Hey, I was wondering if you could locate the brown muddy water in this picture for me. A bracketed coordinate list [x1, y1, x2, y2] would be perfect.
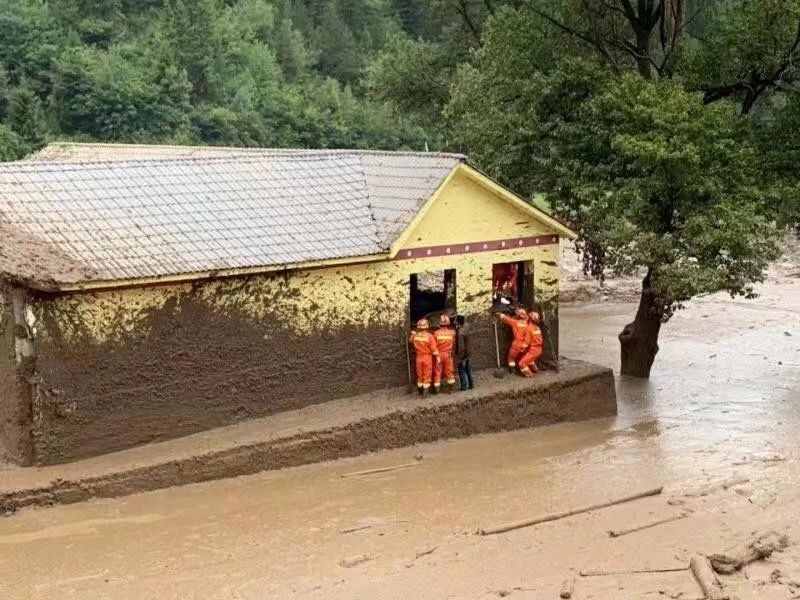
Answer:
[1, 276, 799, 599]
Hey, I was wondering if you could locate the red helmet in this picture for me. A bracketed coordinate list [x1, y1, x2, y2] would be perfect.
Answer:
[416, 318, 430, 330]
[514, 308, 528, 320]
[439, 314, 450, 327]
[528, 311, 541, 324]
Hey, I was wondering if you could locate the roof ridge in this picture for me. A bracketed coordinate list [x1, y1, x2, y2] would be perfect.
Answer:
[8, 152, 368, 170]
[37, 142, 467, 161]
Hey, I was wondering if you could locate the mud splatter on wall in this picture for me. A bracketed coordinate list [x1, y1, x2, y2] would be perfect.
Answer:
[0, 286, 34, 464]
[24, 242, 557, 464]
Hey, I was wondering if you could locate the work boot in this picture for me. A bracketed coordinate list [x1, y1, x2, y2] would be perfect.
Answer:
[432, 386, 440, 395]
[417, 386, 425, 398]
[508, 365, 515, 374]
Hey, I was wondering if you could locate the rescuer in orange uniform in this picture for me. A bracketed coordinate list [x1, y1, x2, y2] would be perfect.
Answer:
[409, 318, 440, 397]
[433, 314, 457, 392]
[518, 310, 544, 377]
[497, 308, 530, 373]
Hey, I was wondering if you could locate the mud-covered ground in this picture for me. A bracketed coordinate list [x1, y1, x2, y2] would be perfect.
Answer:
[1, 250, 799, 599]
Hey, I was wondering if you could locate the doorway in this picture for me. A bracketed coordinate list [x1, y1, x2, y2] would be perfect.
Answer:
[409, 269, 457, 324]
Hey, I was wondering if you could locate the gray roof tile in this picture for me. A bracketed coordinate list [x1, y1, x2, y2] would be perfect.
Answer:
[1, 146, 463, 286]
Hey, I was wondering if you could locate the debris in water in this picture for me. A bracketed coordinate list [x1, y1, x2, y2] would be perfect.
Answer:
[579, 566, 687, 577]
[339, 524, 374, 534]
[560, 577, 575, 598]
[708, 531, 790, 574]
[608, 513, 688, 538]
[690, 555, 727, 600]
[339, 554, 373, 568]
[414, 546, 438, 559]
[479, 487, 663, 535]
[341, 462, 421, 478]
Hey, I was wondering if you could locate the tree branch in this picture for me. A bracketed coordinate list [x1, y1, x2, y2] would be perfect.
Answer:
[453, 0, 482, 44]
[701, 18, 800, 112]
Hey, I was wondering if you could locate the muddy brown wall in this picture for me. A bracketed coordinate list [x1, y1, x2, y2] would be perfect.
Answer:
[27, 236, 563, 465]
[32, 279, 409, 464]
[0, 287, 33, 465]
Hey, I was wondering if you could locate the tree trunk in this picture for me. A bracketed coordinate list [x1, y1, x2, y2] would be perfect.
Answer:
[634, 29, 653, 80]
[618, 271, 662, 378]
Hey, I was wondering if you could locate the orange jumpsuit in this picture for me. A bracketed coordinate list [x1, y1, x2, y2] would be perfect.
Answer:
[410, 330, 440, 389]
[499, 314, 529, 368]
[519, 322, 544, 374]
[433, 326, 457, 387]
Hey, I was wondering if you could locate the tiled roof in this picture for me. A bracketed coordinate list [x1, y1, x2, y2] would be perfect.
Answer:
[0, 146, 462, 287]
[31, 144, 464, 244]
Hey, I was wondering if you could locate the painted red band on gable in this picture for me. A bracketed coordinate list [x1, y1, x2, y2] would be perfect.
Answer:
[396, 235, 559, 261]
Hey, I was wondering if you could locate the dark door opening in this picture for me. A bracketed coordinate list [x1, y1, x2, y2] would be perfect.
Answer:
[409, 269, 457, 324]
[492, 261, 534, 309]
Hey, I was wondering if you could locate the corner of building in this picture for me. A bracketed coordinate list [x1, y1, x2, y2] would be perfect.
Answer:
[0, 283, 36, 466]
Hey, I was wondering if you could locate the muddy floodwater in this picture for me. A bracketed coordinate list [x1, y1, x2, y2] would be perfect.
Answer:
[1, 273, 799, 599]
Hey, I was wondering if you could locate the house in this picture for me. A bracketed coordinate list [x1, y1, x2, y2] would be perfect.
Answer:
[0, 144, 575, 466]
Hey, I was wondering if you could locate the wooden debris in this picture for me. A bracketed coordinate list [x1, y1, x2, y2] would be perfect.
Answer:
[608, 513, 688, 538]
[341, 462, 421, 479]
[479, 487, 663, 536]
[339, 524, 374, 534]
[415, 546, 438, 559]
[690, 555, 728, 600]
[559, 577, 575, 598]
[709, 531, 790, 574]
[339, 554, 373, 568]
[580, 567, 688, 577]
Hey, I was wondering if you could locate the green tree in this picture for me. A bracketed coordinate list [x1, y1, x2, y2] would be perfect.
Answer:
[543, 73, 784, 376]
[51, 45, 191, 140]
[7, 86, 47, 150]
[0, 123, 28, 161]
[366, 34, 454, 126]
[448, 6, 794, 377]
[312, 1, 362, 83]
[272, 16, 311, 81]
[682, 0, 800, 113]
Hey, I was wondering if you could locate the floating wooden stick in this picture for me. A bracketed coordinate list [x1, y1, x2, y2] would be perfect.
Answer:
[479, 486, 664, 536]
[580, 567, 688, 578]
[690, 555, 728, 600]
[341, 462, 420, 479]
[608, 513, 688, 538]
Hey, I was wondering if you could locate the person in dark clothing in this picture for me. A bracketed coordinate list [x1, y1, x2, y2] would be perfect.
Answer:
[455, 314, 474, 391]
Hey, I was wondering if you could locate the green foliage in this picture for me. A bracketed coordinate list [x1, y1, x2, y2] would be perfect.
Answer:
[0, 0, 439, 158]
[51, 45, 190, 140]
[447, 4, 791, 322]
[7, 86, 47, 150]
[366, 34, 454, 125]
[0, 123, 28, 160]
[542, 73, 783, 308]
[680, 0, 800, 111]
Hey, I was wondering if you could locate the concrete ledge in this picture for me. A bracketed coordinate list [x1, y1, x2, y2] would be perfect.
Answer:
[0, 359, 615, 513]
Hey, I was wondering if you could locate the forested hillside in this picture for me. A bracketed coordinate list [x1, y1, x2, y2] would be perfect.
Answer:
[0, 0, 495, 158]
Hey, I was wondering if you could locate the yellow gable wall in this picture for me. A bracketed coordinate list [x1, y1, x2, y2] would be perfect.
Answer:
[401, 169, 552, 249]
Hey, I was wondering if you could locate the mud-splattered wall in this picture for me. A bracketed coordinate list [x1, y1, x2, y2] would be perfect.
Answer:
[0, 287, 33, 464]
[20, 170, 564, 465]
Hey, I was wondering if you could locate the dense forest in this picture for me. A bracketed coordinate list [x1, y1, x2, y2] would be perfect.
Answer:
[1, 0, 799, 376]
[0, 0, 487, 157]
